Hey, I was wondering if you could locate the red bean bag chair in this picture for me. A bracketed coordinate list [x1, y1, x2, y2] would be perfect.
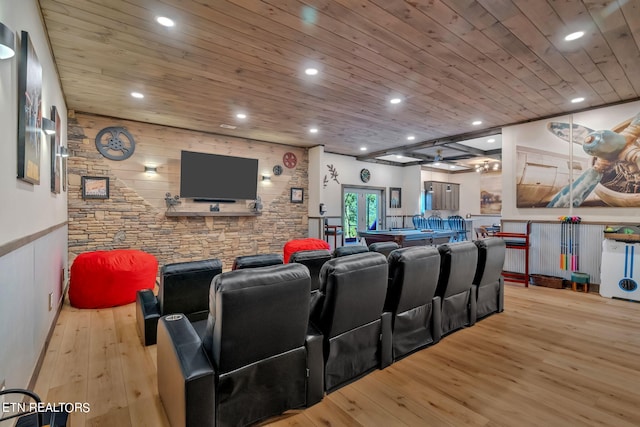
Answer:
[69, 250, 158, 309]
[283, 238, 330, 263]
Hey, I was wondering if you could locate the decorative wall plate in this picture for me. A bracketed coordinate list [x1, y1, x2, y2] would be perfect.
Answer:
[283, 152, 297, 168]
[360, 168, 371, 183]
[273, 165, 283, 176]
[95, 127, 136, 160]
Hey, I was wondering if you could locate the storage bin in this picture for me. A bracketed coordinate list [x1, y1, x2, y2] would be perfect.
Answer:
[530, 274, 564, 289]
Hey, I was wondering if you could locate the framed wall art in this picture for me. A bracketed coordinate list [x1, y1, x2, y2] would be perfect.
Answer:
[514, 104, 640, 208]
[82, 176, 110, 199]
[62, 150, 67, 192]
[290, 187, 304, 203]
[50, 106, 61, 194]
[17, 31, 43, 185]
[390, 187, 402, 208]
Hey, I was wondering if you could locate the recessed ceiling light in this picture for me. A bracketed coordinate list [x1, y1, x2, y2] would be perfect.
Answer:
[360, 147, 367, 151]
[449, 165, 456, 169]
[156, 16, 175, 27]
[131, 92, 144, 99]
[309, 128, 318, 134]
[487, 138, 496, 143]
[571, 97, 585, 103]
[564, 31, 584, 41]
[389, 98, 402, 104]
[407, 135, 415, 141]
[305, 68, 318, 76]
[472, 120, 482, 126]
[396, 155, 403, 159]
[434, 162, 441, 166]
[236, 113, 247, 119]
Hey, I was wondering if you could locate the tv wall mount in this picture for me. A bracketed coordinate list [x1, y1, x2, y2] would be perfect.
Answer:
[95, 126, 136, 161]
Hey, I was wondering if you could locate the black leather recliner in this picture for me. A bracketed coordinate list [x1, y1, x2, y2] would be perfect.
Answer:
[473, 238, 506, 320]
[288, 249, 332, 291]
[231, 253, 283, 270]
[368, 241, 400, 258]
[289, 249, 332, 317]
[311, 252, 392, 392]
[332, 245, 369, 257]
[157, 263, 323, 427]
[136, 258, 222, 346]
[436, 242, 478, 336]
[386, 246, 442, 360]
[288, 249, 333, 320]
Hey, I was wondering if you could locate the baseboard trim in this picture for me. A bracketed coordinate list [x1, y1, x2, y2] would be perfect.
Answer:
[27, 290, 66, 392]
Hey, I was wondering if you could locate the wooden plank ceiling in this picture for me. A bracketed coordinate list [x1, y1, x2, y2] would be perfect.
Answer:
[39, 0, 640, 166]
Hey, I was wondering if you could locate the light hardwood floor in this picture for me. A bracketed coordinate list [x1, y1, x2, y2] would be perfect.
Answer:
[34, 284, 640, 427]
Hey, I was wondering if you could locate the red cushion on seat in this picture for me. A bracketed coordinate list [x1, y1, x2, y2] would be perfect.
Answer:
[283, 238, 330, 263]
[69, 250, 158, 309]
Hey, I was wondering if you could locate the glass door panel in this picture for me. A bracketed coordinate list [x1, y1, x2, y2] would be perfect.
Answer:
[343, 192, 358, 239]
[343, 187, 383, 240]
[362, 193, 379, 231]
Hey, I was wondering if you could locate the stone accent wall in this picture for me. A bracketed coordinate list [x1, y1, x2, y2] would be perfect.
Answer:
[67, 112, 309, 270]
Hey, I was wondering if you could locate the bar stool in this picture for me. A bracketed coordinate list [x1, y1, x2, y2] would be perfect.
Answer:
[571, 272, 590, 293]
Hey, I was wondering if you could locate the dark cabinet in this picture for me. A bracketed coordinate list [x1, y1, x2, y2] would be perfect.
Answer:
[424, 181, 459, 211]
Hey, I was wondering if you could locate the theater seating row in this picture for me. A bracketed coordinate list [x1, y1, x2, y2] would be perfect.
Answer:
[142, 238, 505, 427]
[136, 242, 379, 346]
[136, 252, 293, 346]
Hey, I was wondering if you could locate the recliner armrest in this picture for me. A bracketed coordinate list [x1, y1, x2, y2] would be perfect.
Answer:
[136, 289, 160, 346]
[469, 286, 477, 326]
[157, 314, 215, 427]
[498, 276, 504, 313]
[305, 324, 324, 406]
[431, 296, 442, 344]
[380, 311, 393, 369]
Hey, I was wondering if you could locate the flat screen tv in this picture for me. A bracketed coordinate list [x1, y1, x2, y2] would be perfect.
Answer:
[179, 150, 258, 201]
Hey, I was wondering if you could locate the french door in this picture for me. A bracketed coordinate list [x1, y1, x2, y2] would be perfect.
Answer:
[343, 187, 384, 239]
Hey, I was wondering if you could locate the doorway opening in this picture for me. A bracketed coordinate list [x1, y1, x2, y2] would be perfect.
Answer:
[342, 186, 385, 242]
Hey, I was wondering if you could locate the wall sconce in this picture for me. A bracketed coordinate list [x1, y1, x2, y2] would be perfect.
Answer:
[41, 117, 56, 135]
[261, 174, 271, 181]
[58, 146, 69, 158]
[0, 22, 15, 60]
[144, 165, 157, 175]
[446, 184, 452, 193]
[428, 185, 434, 193]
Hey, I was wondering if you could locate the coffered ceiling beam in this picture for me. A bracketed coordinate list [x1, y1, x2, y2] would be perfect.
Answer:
[484, 149, 502, 159]
[359, 158, 403, 167]
[444, 142, 486, 157]
[396, 152, 434, 161]
[357, 127, 502, 161]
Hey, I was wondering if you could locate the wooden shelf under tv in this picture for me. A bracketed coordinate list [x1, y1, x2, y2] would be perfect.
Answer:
[165, 211, 261, 217]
